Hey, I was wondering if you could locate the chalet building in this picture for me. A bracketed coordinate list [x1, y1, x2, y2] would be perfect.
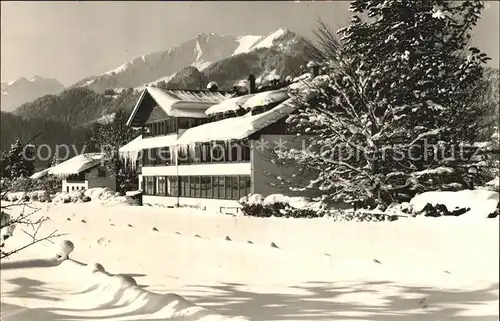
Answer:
[48, 153, 115, 192]
[120, 68, 323, 212]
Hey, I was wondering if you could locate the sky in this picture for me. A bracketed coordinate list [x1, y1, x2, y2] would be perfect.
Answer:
[1, 1, 499, 86]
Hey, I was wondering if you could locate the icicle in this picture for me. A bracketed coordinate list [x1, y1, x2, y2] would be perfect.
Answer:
[119, 150, 139, 170]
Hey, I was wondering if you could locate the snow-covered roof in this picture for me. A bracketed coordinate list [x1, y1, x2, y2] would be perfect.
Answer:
[30, 168, 51, 180]
[119, 134, 179, 166]
[126, 87, 232, 127]
[205, 94, 254, 115]
[48, 153, 105, 177]
[176, 99, 297, 145]
[119, 134, 179, 152]
[205, 89, 290, 116]
[242, 90, 289, 109]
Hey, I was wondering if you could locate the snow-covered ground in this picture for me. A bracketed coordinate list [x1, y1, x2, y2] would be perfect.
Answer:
[1, 202, 498, 321]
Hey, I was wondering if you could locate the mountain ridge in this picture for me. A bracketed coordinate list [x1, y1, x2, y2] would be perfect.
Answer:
[70, 28, 310, 93]
[1, 76, 64, 112]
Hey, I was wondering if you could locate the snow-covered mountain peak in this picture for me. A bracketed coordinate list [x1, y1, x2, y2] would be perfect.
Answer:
[1, 75, 64, 112]
[26, 75, 44, 82]
[74, 28, 308, 93]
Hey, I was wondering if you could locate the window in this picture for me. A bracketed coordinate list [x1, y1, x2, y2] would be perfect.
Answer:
[165, 175, 251, 199]
[212, 142, 224, 163]
[217, 176, 225, 199]
[190, 176, 196, 197]
[97, 167, 106, 177]
[231, 176, 239, 200]
[143, 125, 151, 137]
[168, 177, 178, 197]
[194, 176, 201, 198]
[157, 147, 170, 165]
[179, 176, 188, 197]
[202, 143, 211, 162]
[224, 143, 231, 162]
[229, 143, 239, 162]
[67, 172, 85, 182]
[194, 144, 202, 163]
[242, 141, 251, 161]
[144, 176, 156, 195]
[143, 149, 151, 166]
[157, 176, 166, 195]
[178, 147, 187, 165]
[239, 176, 251, 199]
[212, 176, 219, 199]
[202, 176, 211, 198]
[225, 176, 232, 200]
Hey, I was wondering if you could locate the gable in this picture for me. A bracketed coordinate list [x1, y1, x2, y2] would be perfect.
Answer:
[127, 90, 158, 127]
[146, 105, 169, 123]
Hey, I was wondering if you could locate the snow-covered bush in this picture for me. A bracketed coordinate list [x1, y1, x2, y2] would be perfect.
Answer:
[413, 203, 471, 217]
[239, 193, 321, 218]
[324, 209, 401, 222]
[52, 190, 88, 204]
[410, 190, 499, 219]
[51, 188, 137, 205]
[84, 187, 116, 201]
[263, 194, 291, 206]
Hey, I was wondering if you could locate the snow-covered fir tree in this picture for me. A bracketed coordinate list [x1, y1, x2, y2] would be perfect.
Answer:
[1, 139, 35, 179]
[283, 0, 491, 208]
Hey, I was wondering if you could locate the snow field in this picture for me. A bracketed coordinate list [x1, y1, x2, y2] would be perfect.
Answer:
[1, 200, 498, 320]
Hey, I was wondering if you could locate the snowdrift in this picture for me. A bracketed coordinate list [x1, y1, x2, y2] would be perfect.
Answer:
[410, 190, 499, 218]
[1, 257, 249, 321]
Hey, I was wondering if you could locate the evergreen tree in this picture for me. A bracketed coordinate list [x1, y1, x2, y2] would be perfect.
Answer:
[85, 110, 138, 193]
[284, 1, 490, 208]
[1, 139, 35, 179]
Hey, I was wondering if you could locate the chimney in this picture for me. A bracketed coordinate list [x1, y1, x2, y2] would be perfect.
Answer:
[207, 81, 219, 92]
[248, 74, 256, 94]
[307, 61, 319, 77]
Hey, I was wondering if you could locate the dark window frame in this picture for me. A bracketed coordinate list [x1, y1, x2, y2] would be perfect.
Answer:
[157, 176, 166, 196]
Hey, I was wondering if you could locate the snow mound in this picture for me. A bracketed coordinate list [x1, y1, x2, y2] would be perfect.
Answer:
[51, 188, 136, 205]
[4, 190, 49, 202]
[52, 260, 251, 320]
[263, 194, 291, 205]
[52, 190, 88, 204]
[410, 190, 499, 218]
[247, 193, 264, 205]
[484, 177, 499, 189]
[83, 187, 116, 200]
